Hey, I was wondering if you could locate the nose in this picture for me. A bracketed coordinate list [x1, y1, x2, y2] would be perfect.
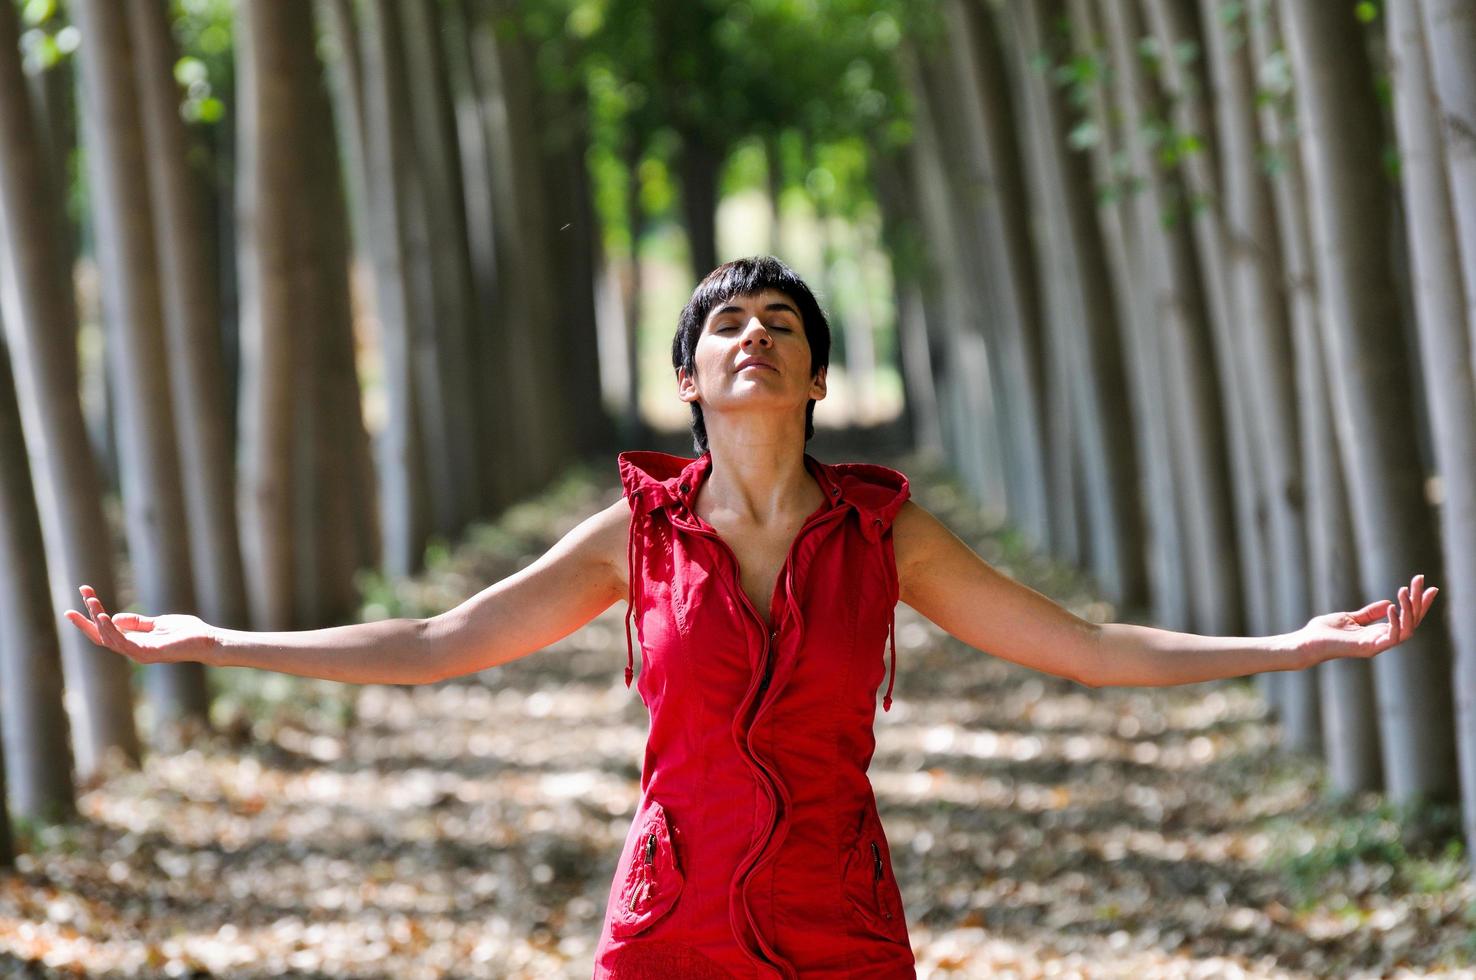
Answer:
[741, 317, 773, 347]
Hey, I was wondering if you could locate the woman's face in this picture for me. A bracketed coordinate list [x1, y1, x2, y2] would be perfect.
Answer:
[678, 288, 827, 419]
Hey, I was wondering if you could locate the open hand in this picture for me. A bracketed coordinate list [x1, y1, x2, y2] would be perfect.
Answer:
[65, 585, 217, 665]
[1295, 573, 1437, 667]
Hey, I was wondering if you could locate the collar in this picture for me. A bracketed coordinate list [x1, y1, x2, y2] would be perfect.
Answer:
[617, 449, 909, 541]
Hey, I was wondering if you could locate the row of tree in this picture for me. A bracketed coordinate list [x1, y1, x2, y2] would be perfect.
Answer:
[0, 0, 615, 855]
[881, 0, 1475, 866]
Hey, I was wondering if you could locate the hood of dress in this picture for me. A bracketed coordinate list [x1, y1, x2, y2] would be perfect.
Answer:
[617, 450, 910, 541]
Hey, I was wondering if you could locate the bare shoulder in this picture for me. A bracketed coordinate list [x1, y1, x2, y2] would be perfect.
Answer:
[890, 499, 958, 591]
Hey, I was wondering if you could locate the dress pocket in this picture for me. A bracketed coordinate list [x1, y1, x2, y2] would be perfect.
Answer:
[841, 807, 908, 944]
[609, 799, 686, 938]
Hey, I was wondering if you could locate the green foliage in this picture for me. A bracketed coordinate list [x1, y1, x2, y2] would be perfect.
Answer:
[507, 0, 929, 241]
[1262, 797, 1465, 910]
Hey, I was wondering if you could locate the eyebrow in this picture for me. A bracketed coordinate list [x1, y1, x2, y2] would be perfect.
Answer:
[709, 301, 801, 321]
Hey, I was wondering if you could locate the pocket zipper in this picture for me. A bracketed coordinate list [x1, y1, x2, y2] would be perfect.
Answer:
[628, 831, 659, 912]
[870, 841, 892, 920]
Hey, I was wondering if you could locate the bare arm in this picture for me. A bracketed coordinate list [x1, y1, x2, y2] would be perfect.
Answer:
[69, 497, 632, 686]
[894, 501, 1435, 687]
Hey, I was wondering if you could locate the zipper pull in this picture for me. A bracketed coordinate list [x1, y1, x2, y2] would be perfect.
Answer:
[645, 831, 657, 865]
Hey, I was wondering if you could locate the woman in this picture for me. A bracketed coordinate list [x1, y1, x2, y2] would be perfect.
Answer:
[69, 255, 1436, 978]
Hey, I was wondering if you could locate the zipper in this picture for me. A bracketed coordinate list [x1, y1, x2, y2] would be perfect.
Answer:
[870, 840, 892, 920]
[628, 831, 659, 912]
[669, 505, 836, 980]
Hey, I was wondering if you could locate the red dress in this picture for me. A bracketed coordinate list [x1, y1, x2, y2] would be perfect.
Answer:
[593, 450, 916, 979]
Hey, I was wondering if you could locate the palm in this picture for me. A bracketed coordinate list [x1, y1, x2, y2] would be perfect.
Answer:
[66, 586, 215, 665]
[1297, 574, 1437, 667]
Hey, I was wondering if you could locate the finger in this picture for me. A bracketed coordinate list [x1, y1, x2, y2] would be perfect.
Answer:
[97, 612, 130, 651]
[79, 584, 96, 601]
[1352, 598, 1393, 626]
[1399, 586, 1414, 637]
[1387, 602, 1400, 643]
[1422, 587, 1438, 617]
[64, 609, 103, 646]
[112, 613, 153, 632]
[85, 594, 108, 622]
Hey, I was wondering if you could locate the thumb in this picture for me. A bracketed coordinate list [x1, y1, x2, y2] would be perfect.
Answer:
[1350, 598, 1394, 626]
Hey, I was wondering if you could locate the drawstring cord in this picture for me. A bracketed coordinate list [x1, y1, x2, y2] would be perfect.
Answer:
[878, 517, 898, 712]
[625, 490, 641, 689]
[883, 607, 897, 712]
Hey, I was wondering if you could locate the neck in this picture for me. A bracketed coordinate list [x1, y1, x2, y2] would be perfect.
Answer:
[700, 417, 816, 523]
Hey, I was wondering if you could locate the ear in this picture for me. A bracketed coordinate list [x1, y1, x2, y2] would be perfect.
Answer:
[809, 364, 827, 401]
[677, 365, 700, 403]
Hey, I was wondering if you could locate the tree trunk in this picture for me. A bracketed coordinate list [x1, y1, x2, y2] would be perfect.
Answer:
[1193, 0, 1322, 751]
[541, 85, 612, 456]
[622, 141, 646, 441]
[354, 0, 433, 578]
[128, 0, 250, 641]
[75, 0, 208, 734]
[1006, 0, 1146, 608]
[1245, 1, 1381, 791]
[401, 0, 481, 529]
[1101, 0, 1242, 636]
[1281, 0, 1458, 804]
[1067, 0, 1191, 631]
[869, 146, 944, 459]
[0, 331, 75, 821]
[1418, 0, 1476, 382]
[679, 137, 721, 281]
[299, 0, 373, 626]
[442, 0, 512, 515]
[479, 5, 563, 491]
[1388, 0, 1476, 857]
[902, 44, 1008, 519]
[0, 0, 138, 779]
[946, 0, 1050, 552]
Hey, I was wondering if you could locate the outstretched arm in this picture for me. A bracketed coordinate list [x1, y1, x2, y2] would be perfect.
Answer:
[67, 497, 631, 686]
[892, 500, 1437, 688]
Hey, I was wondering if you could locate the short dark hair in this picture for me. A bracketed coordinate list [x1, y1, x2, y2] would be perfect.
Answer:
[671, 255, 832, 455]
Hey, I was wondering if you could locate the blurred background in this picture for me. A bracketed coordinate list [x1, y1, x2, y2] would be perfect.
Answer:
[1, 0, 1475, 975]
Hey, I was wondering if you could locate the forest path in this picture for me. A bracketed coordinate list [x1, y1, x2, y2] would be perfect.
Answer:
[1, 451, 1471, 978]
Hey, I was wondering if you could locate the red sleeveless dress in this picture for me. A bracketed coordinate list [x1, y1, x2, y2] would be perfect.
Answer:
[593, 450, 916, 979]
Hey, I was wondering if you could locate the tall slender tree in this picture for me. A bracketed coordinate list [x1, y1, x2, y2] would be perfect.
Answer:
[1280, 0, 1457, 803]
[75, 0, 208, 734]
[0, 0, 137, 778]
[1387, 0, 1476, 858]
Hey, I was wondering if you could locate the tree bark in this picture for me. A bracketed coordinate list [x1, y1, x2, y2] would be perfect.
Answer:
[945, 0, 1050, 552]
[298, 1, 374, 626]
[1246, 1, 1381, 791]
[1006, 0, 1146, 609]
[0, 331, 75, 821]
[679, 137, 721, 281]
[75, 0, 208, 733]
[1417, 0, 1476, 382]
[1101, 0, 1242, 636]
[1387, 0, 1476, 856]
[0, 0, 138, 779]
[128, 0, 249, 641]
[1280, 0, 1457, 804]
[1191, 0, 1321, 751]
[401, 0, 481, 529]
[1067, 0, 1191, 631]
[353, 0, 433, 578]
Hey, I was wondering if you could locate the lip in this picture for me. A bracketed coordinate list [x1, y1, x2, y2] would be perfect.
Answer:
[736, 358, 776, 373]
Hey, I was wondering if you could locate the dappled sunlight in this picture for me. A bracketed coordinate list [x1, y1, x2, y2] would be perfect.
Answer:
[2, 454, 1471, 977]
